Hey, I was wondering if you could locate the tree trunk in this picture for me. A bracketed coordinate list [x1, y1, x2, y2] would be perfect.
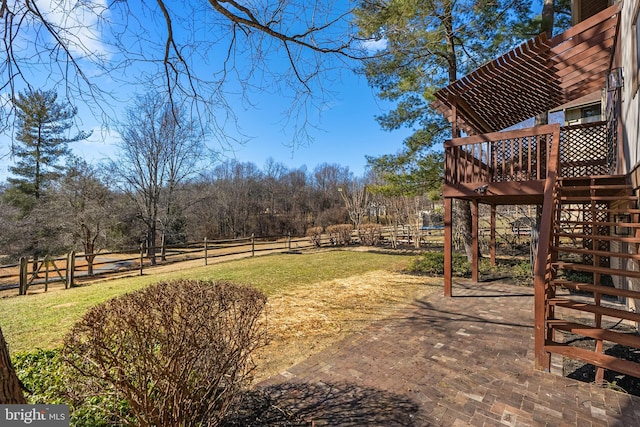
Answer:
[86, 254, 95, 276]
[453, 199, 473, 260]
[535, 0, 555, 127]
[161, 228, 167, 262]
[0, 326, 26, 404]
[443, 3, 475, 261]
[148, 226, 157, 265]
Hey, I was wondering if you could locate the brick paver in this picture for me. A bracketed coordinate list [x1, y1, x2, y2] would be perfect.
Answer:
[258, 280, 640, 426]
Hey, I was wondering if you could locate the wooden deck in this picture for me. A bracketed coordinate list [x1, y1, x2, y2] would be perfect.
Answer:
[443, 121, 610, 204]
[442, 117, 640, 383]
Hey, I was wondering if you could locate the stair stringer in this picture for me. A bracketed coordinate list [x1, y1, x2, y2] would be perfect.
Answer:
[541, 175, 640, 383]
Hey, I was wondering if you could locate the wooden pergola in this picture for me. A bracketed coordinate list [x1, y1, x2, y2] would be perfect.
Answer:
[432, 5, 619, 136]
[432, 4, 620, 296]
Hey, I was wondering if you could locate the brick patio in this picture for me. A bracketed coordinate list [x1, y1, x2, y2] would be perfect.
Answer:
[257, 280, 640, 426]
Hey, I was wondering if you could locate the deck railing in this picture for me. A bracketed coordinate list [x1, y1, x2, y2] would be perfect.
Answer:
[444, 121, 610, 186]
[560, 121, 609, 177]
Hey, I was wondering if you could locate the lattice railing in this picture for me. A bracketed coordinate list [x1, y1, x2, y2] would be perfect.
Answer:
[444, 125, 558, 185]
[606, 86, 621, 173]
[560, 121, 608, 178]
[444, 121, 611, 185]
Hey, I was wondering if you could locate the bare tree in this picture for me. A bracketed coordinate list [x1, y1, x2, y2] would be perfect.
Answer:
[108, 93, 203, 264]
[338, 177, 369, 228]
[311, 163, 350, 226]
[0, 0, 368, 145]
[56, 157, 114, 275]
[205, 161, 263, 238]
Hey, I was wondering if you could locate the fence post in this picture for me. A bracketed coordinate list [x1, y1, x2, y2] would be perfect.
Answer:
[139, 243, 144, 276]
[66, 251, 75, 289]
[44, 255, 49, 292]
[204, 238, 208, 266]
[65, 253, 69, 289]
[19, 257, 27, 296]
[288, 232, 291, 250]
[251, 233, 255, 257]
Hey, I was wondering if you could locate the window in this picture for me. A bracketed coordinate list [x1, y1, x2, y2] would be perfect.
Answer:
[582, 104, 602, 120]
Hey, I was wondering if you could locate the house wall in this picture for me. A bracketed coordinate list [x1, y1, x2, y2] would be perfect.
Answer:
[615, 0, 640, 329]
[621, 0, 640, 177]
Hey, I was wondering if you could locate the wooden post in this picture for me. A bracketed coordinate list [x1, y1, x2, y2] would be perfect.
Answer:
[591, 180, 604, 385]
[65, 252, 70, 289]
[67, 251, 75, 289]
[472, 200, 479, 283]
[204, 238, 208, 266]
[444, 198, 453, 297]
[44, 255, 49, 292]
[251, 233, 255, 257]
[139, 243, 144, 276]
[490, 204, 496, 267]
[288, 232, 292, 250]
[533, 125, 560, 372]
[19, 257, 27, 296]
[449, 94, 459, 138]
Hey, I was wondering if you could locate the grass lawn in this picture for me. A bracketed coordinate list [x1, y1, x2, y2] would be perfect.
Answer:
[0, 250, 439, 371]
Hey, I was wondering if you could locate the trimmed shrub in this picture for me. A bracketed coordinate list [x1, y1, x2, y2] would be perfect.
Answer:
[408, 251, 471, 277]
[326, 224, 353, 246]
[306, 226, 323, 247]
[358, 223, 382, 246]
[62, 279, 268, 427]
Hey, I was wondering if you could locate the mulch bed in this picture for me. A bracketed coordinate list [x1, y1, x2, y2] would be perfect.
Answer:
[560, 319, 640, 396]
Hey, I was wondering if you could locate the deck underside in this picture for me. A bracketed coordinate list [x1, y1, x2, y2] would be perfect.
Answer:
[443, 180, 545, 204]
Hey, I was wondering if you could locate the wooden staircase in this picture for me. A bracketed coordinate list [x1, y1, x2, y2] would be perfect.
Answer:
[543, 175, 640, 383]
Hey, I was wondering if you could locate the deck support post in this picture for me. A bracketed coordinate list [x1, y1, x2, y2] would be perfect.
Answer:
[444, 197, 453, 297]
[490, 204, 496, 267]
[472, 199, 479, 283]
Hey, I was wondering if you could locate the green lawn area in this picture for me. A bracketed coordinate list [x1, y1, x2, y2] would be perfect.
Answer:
[0, 250, 415, 353]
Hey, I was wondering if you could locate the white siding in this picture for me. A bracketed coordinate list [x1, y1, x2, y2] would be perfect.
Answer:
[621, 0, 640, 172]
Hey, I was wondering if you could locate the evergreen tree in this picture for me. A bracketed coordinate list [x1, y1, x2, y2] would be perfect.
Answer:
[8, 89, 90, 205]
[353, 0, 566, 259]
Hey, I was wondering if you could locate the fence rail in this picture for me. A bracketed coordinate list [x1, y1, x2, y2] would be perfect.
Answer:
[0, 227, 447, 297]
[0, 234, 315, 296]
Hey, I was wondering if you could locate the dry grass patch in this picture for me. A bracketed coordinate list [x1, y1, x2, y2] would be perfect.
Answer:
[253, 270, 440, 383]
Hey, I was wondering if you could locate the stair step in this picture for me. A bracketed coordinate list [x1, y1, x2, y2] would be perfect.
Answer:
[560, 174, 628, 180]
[555, 233, 640, 243]
[548, 298, 640, 323]
[551, 279, 640, 299]
[560, 208, 640, 214]
[556, 220, 640, 228]
[552, 262, 640, 279]
[544, 343, 640, 378]
[559, 186, 633, 198]
[547, 320, 640, 349]
[560, 184, 631, 192]
[557, 175, 629, 186]
[559, 195, 637, 202]
[551, 247, 640, 261]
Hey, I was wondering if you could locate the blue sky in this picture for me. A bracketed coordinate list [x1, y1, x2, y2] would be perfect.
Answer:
[218, 76, 412, 176]
[0, 1, 412, 182]
[0, 73, 410, 180]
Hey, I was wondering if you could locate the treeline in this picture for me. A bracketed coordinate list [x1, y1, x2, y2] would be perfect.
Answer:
[0, 159, 402, 263]
[0, 89, 442, 264]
